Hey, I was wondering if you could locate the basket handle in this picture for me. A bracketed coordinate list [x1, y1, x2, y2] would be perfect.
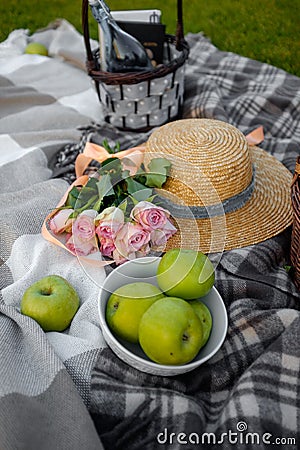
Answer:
[82, 0, 95, 69]
[82, 0, 185, 65]
[175, 0, 185, 49]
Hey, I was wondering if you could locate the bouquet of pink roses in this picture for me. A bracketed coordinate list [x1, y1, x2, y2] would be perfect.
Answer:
[45, 142, 177, 265]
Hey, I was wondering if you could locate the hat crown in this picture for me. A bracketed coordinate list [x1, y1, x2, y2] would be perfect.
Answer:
[146, 119, 252, 207]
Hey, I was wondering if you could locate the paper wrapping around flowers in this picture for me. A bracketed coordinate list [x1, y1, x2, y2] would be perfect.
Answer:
[42, 143, 176, 266]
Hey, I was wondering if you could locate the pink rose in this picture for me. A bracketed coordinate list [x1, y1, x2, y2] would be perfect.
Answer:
[49, 209, 74, 234]
[114, 222, 151, 260]
[99, 237, 116, 257]
[65, 233, 98, 257]
[130, 201, 169, 231]
[150, 219, 177, 249]
[72, 209, 97, 242]
[95, 206, 124, 240]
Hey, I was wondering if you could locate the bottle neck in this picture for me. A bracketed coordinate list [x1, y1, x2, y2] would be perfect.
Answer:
[89, 0, 111, 23]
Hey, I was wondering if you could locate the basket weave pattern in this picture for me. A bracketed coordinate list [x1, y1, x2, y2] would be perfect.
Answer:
[290, 156, 300, 290]
[82, 0, 189, 131]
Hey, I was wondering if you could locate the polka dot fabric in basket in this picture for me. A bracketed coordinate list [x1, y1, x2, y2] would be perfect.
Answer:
[99, 65, 185, 130]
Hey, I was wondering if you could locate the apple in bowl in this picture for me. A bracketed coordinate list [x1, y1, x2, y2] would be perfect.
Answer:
[139, 296, 204, 365]
[156, 248, 215, 299]
[98, 255, 228, 376]
[106, 282, 165, 343]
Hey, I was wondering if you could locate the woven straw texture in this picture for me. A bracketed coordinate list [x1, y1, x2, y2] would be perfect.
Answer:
[290, 156, 300, 289]
[145, 119, 293, 253]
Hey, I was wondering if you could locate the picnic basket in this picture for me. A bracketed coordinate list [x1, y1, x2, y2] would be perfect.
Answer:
[82, 0, 189, 131]
[290, 156, 300, 289]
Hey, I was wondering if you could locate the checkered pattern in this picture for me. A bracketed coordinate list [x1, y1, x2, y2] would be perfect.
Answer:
[89, 232, 300, 449]
[0, 21, 299, 450]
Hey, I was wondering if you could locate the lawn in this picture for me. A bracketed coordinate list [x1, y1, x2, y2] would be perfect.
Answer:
[1, 0, 299, 77]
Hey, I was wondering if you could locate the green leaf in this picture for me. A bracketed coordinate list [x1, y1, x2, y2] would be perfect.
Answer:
[284, 265, 292, 273]
[96, 174, 114, 199]
[72, 177, 98, 207]
[102, 139, 121, 154]
[84, 177, 98, 189]
[114, 141, 121, 153]
[113, 182, 128, 203]
[80, 186, 97, 197]
[68, 211, 79, 219]
[102, 138, 113, 154]
[126, 177, 152, 196]
[99, 158, 123, 177]
[134, 173, 147, 185]
[145, 194, 157, 203]
[68, 186, 80, 199]
[100, 157, 119, 169]
[75, 194, 98, 212]
[118, 199, 128, 213]
[65, 186, 80, 208]
[121, 168, 131, 180]
[144, 157, 172, 188]
[76, 191, 99, 211]
[131, 189, 154, 203]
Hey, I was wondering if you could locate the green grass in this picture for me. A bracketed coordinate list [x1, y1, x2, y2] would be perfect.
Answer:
[1, 0, 299, 76]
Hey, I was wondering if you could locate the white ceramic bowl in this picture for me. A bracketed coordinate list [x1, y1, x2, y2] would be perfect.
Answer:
[98, 256, 228, 376]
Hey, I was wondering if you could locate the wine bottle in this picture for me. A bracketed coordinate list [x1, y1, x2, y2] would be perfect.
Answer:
[88, 0, 153, 72]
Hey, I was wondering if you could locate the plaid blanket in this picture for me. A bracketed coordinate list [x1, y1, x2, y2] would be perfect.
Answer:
[0, 20, 299, 450]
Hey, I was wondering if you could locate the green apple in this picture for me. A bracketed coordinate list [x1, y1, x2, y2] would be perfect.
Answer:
[24, 42, 48, 56]
[157, 248, 215, 299]
[21, 275, 80, 331]
[106, 282, 165, 343]
[139, 297, 203, 365]
[189, 300, 212, 346]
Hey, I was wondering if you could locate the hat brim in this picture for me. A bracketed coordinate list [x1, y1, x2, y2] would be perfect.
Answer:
[163, 146, 293, 253]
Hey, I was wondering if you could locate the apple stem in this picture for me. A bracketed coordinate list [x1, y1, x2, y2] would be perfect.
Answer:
[40, 289, 52, 296]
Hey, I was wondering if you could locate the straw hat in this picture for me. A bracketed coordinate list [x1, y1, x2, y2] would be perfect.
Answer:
[144, 118, 293, 253]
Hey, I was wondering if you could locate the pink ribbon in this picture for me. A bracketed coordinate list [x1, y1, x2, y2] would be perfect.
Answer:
[245, 125, 264, 146]
[75, 141, 146, 178]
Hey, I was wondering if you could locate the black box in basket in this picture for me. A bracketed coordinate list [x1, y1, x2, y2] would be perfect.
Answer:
[116, 21, 166, 65]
